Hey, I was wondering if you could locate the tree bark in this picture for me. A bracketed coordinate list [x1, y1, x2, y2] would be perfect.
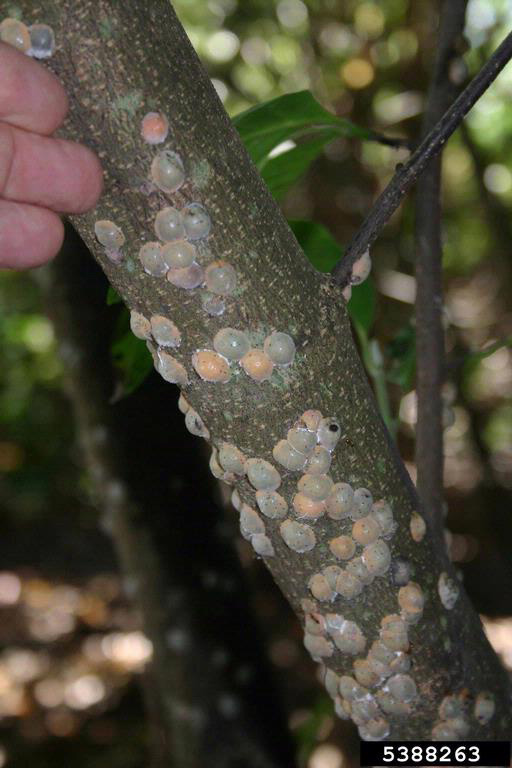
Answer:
[13, 0, 512, 740]
[39, 224, 296, 768]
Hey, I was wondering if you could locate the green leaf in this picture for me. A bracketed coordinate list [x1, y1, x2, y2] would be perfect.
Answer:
[348, 278, 376, 335]
[261, 127, 340, 200]
[354, 326, 395, 436]
[387, 325, 416, 391]
[289, 219, 375, 327]
[463, 335, 512, 369]
[106, 286, 122, 306]
[289, 219, 376, 332]
[234, 90, 372, 167]
[111, 309, 153, 395]
[289, 219, 341, 273]
[293, 694, 334, 767]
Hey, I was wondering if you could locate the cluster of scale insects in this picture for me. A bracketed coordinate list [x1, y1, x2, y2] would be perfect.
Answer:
[95, 110, 298, 386]
[0, 16, 55, 58]
[90, 95, 495, 740]
[171, 398, 491, 742]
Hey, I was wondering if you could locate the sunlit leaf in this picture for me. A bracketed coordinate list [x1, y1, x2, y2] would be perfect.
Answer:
[261, 127, 341, 199]
[260, 126, 342, 199]
[234, 90, 373, 167]
[482, 403, 512, 453]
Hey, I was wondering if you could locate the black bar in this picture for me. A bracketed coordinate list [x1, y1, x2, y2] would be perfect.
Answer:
[360, 741, 511, 767]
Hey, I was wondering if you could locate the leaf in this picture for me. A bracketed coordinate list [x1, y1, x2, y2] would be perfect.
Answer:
[111, 309, 153, 395]
[293, 694, 334, 767]
[386, 325, 416, 391]
[289, 219, 376, 333]
[261, 127, 340, 200]
[234, 90, 372, 167]
[348, 278, 376, 335]
[463, 336, 512, 368]
[354, 325, 396, 436]
[289, 219, 341, 273]
[106, 286, 122, 306]
[290, 218, 376, 332]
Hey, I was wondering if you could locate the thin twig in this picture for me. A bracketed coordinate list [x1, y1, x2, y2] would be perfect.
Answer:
[331, 28, 512, 286]
[415, 0, 468, 532]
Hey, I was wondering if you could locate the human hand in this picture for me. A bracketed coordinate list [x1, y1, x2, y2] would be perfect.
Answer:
[0, 41, 103, 268]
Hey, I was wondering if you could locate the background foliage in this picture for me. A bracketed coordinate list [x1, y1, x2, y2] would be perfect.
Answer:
[1, 1, 512, 766]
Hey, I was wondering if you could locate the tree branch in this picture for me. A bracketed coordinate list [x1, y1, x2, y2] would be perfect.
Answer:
[415, 0, 468, 533]
[18, 0, 512, 740]
[331, 28, 512, 286]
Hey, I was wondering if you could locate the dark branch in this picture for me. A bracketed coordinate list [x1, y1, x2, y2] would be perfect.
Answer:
[332, 28, 512, 286]
[415, 0, 468, 533]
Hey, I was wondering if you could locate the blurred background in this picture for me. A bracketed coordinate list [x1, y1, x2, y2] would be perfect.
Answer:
[1, 0, 512, 766]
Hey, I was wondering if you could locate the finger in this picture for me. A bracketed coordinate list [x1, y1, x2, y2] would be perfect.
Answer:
[0, 41, 68, 135]
[0, 122, 103, 213]
[0, 199, 64, 268]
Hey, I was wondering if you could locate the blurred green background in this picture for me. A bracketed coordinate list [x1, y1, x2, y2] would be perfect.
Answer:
[1, 1, 512, 766]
